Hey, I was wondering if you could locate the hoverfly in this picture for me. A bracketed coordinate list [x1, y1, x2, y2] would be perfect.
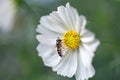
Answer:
[56, 37, 62, 57]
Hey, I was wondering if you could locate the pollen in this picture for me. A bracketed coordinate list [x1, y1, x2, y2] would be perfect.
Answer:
[63, 30, 80, 49]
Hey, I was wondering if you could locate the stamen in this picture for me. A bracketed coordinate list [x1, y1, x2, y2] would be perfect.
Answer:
[63, 30, 80, 49]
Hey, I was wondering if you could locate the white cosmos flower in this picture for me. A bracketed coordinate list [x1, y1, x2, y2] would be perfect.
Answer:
[36, 2, 100, 80]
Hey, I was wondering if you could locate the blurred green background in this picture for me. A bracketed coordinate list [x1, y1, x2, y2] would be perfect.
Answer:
[0, 0, 120, 80]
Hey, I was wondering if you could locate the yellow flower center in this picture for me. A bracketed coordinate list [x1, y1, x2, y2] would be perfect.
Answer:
[63, 30, 80, 49]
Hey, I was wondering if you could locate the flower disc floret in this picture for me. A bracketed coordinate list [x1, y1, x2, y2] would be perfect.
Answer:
[63, 30, 80, 49]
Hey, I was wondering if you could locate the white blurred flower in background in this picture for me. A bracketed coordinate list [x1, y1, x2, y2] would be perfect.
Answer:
[36, 2, 100, 80]
[0, 0, 16, 33]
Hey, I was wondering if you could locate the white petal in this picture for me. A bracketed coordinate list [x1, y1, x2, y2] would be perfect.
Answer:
[49, 11, 69, 31]
[79, 15, 87, 30]
[57, 5, 71, 29]
[79, 45, 94, 67]
[81, 29, 95, 43]
[75, 49, 95, 80]
[43, 48, 61, 67]
[82, 39, 100, 52]
[80, 29, 100, 52]
[36, 35, 56, 45]
[37, 43, 53, 58]
[36, 24, 63, 38]
[75, 63, 95, 80]
[57, 3, 87, 33]
[57, 3, 80, 30]
[37, 43, 61, 67]
[65, 3, 79, 30]
[53, 50, 77, 77]
[40, 15, 66, 34]
[73, 15, 87, 34]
